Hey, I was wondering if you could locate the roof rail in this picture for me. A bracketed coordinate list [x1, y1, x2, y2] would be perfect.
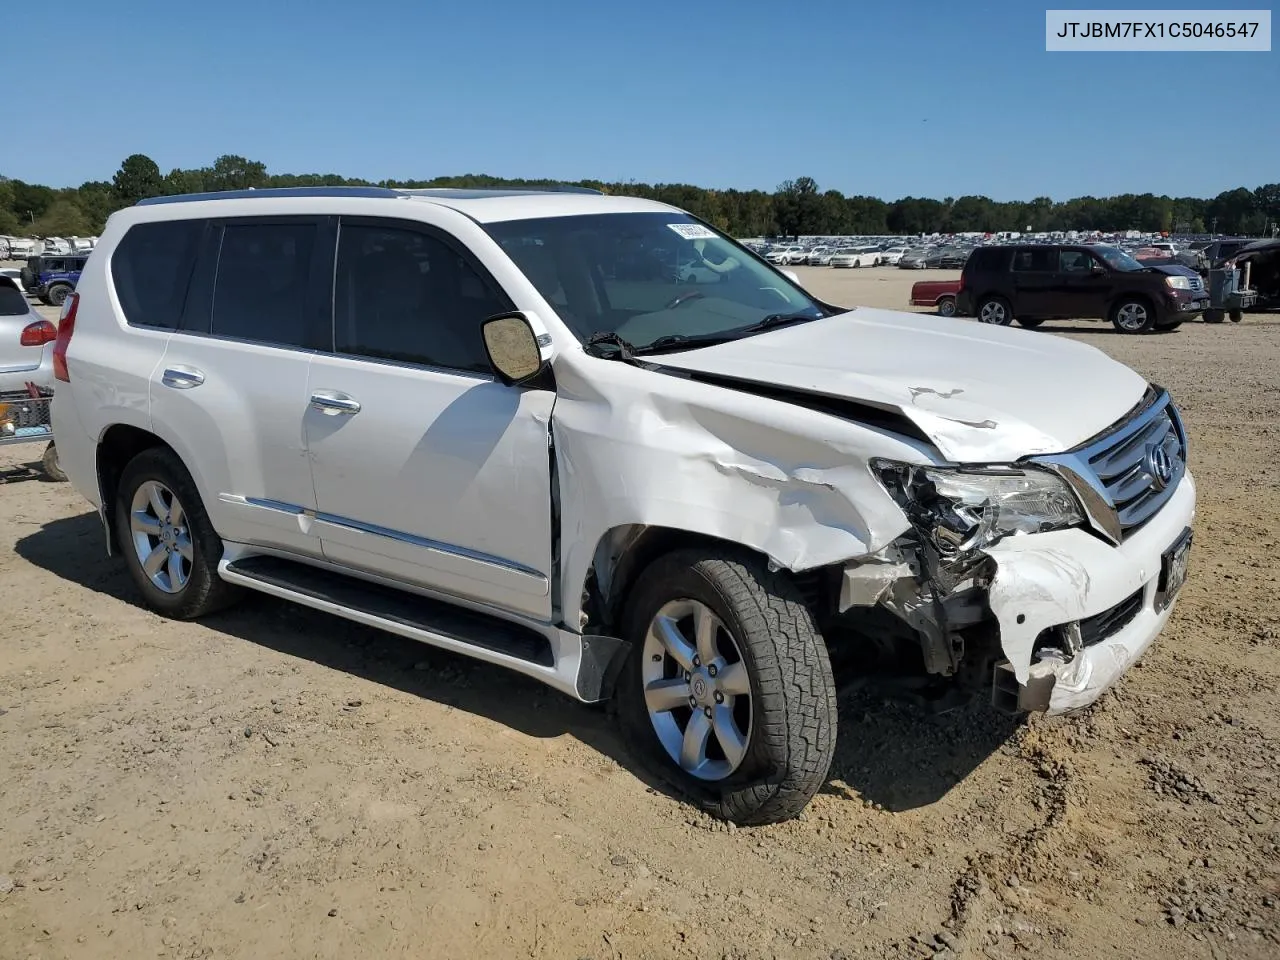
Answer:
[136, 184, 605, 206]
[136, 186, 403, 206]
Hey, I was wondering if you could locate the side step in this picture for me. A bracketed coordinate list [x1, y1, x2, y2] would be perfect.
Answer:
[221, 555, 555, 666]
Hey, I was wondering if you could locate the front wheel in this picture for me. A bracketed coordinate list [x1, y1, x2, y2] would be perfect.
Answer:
[46, 283, 72, 307]
[1229, 310, 1243, 323]
[1111, 298, 1156, 334]
[115, 447, 241, 619]
[615, 548, 837, 825]
[1203, 309, 1225, 323]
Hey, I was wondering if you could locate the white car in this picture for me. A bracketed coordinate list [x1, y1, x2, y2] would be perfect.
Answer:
[0, 268, 27, 294]
[765, 246, 804, 265]
[876, 246, 909, 266]
[805, 246, 833, 266]
[829, 247, 877, 268]
[52, 186, 1196, 826]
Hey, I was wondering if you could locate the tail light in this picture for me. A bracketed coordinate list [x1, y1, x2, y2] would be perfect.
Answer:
[20, 320, 57, 346]
[52, 293, 78, 382]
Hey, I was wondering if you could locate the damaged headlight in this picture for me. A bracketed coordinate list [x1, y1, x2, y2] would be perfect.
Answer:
[873, 460, 1084, 555]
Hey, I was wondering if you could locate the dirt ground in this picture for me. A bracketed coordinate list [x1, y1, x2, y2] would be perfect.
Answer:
[2, 267, 1278, 960]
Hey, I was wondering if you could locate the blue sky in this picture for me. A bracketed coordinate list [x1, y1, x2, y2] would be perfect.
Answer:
[5, 0, 1276, 199]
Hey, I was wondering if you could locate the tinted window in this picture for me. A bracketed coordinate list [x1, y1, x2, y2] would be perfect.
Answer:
[111, 219, 203, 329]
[1012, 249, 1054, 271]
[334, 222, 509, 374]
[0, 282, 28, 316]
[211, 222, 317, 346]
[968, 247, 1007, 271]
[1058, 249, 1096, 272]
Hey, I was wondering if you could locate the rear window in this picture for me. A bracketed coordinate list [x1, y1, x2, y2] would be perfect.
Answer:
[967, 247, 1009, 271]
[0, 281, 28, 316]
[112, 220, 204, 329]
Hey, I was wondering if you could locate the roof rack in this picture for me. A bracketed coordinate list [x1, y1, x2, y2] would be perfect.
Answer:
[136, 184, 604, 206]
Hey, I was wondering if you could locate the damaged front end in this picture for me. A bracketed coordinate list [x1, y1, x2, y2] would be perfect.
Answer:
[834, 459, 1090, 711]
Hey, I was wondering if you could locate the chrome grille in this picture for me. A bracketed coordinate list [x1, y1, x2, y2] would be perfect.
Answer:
[1031, 387, 1187, 543]
[1188, 275, 1205, 293]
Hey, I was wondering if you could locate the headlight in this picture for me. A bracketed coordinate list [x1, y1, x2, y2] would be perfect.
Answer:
[1165, 275, 1191, 290]
[873, 460, 1084, 555]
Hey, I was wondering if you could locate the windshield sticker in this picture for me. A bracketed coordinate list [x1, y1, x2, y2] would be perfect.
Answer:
[667, 223, 718, 240]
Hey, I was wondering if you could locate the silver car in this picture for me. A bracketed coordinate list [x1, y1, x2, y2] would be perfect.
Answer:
[0, 277, 56, 395]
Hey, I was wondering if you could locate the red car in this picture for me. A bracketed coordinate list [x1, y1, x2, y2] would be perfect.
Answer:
[909, 278, 960, 317]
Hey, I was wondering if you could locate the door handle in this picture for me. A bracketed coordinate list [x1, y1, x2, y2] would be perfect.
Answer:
[161, 366, 205, 389]
[309, 391, 361, 416]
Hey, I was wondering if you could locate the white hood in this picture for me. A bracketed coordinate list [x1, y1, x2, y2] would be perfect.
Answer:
[653, 307, 1148, 462]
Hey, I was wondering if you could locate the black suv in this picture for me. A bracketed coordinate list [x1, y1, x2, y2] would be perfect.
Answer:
[956, 244, 1209, 334]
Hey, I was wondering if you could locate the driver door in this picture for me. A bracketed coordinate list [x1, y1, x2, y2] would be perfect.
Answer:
[304, 216, 557, 621]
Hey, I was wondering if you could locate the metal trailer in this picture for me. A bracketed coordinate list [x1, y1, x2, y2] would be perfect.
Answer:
[1203, 262, 1256, 324]
[0, 384, 64, 480]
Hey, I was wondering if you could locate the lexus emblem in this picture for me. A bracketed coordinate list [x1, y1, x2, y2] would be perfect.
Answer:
[1146, 443, 1174, 490]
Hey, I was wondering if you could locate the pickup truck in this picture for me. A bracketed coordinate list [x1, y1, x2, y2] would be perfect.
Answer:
[909, 278, 960, 316]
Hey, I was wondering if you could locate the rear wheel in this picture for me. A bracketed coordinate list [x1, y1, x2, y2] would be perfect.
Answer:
[1016, 317, 1045, 329]
[115, 447, 241, 619]
[615, 547, 837, 825]
[977, 296, 1013, 325]
[937, 296, 956, 317]
[1203, 309, 1225, 323]
[1111, 298, 1156, 334]
[1229, 310, 1243, 323]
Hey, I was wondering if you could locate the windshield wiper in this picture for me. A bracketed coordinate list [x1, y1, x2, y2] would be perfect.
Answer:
[736, 312, 822, 334]
[634, 332, 737, 354]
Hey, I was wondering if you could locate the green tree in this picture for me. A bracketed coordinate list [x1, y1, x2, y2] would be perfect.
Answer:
[205, 154, 269, 192]
[112, 153, 163, 207]
[31, 199, 90, 236]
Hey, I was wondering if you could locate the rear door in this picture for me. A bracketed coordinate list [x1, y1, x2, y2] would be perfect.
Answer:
[149, 216, 333, 558]
[1009, 247, 1056, 315]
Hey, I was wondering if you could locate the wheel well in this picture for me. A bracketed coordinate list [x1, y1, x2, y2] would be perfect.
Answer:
[97, 425, 174, 551]
[1110, 291, 1154, 312]
[936, 294, 955, 304]
[584, 526, 834, 633]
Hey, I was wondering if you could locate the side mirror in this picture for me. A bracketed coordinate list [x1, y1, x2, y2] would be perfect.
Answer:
[481, 312, 547, 386]
[781, 268, 801, 285]
[1090, 262, 1107, 275]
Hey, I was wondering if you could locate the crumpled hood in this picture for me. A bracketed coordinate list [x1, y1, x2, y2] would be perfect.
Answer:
[653, 307, 1149, 462]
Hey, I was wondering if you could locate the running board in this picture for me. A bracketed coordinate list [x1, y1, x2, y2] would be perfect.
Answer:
[218, 555, 628, 703]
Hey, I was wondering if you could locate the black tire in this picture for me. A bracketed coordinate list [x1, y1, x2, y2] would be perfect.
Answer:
[937, 296, 956, 318]
[1016, 317, 1045, 329]
[114, 447, 241, 619]
[977, 296, 1013, 325]
[614, 547, 837, 825]
[40, 441, 66, 482]
[45, 283, 72, 307]
[1203, 309, 1225, 323]
[1229, 310, 1243, 323]
[1110, 297, 1156, 334]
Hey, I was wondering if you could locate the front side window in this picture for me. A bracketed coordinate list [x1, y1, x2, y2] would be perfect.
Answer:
[211, 222, 317, 346]
[1058, 249, 1096, 272]
[483, 213, 828, 353]
[334, 222, 510, 374]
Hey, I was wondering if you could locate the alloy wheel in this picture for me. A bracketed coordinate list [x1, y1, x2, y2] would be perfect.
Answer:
[641, 599, 753, 781]
[129, 480, 193, 594]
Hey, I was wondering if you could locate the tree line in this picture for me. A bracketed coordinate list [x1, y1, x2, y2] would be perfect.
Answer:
[2, 154, 1277, 240]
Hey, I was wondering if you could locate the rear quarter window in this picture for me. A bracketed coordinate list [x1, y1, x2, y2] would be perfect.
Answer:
[111, 220, 204, 329]
[968, 247, 1008, 272]
[0, 282, 28, 316]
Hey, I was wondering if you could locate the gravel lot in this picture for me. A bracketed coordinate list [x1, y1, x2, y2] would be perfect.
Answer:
[1, 267, 1277, 960]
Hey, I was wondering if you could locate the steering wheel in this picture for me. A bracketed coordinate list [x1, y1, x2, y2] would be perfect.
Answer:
[664, 290, 705, 311]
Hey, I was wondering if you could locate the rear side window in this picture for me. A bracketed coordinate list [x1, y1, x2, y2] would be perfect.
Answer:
[112, 220, 204, 330]
[0, 282, 27, 316]
[334, 221, 510, 374]
[211, 222, 318, 347]
[1012, 249, 1054, 272]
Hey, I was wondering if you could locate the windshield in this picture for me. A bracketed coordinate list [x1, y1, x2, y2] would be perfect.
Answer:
[1093, 245, 1146, 272]
[484, 212, 828, 351]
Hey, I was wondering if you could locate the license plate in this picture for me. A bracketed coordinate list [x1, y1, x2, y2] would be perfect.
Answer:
[1156, 528, 1193, 610]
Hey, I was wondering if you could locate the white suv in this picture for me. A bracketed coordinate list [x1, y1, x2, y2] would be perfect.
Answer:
[51, 186, 1196, 825]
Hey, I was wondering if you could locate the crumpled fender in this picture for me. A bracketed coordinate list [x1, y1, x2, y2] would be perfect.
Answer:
[549, 354, 930, 627]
